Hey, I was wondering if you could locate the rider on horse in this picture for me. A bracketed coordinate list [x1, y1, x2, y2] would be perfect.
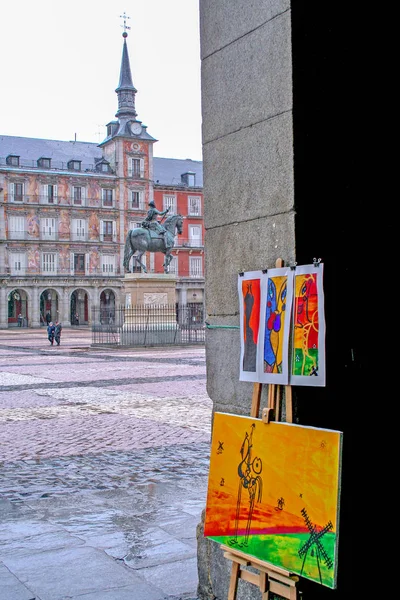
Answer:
[142, 201, 170, 239]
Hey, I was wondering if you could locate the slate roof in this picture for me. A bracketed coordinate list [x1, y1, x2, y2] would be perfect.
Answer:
[0, 135, 203, 186]
[153, 157, 203, 188]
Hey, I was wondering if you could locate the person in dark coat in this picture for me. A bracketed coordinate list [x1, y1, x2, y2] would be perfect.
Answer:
[46, 311, 51, 325]
[47, 322, 55, 345]
[54, 321, 62, 346]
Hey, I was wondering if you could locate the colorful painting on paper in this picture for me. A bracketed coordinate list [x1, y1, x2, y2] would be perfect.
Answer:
[291, 264, 326, 386]
[259, 268, 294, 384]
[238, 272, 262, 381]
[204, 412, 342, 589]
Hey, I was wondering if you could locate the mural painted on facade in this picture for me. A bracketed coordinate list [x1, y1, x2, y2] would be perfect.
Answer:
[89, 248, 100, 274]
[59, 210, 70, 238]
[88, 181, 100, 207]
[27, 247, 40, 271]
[27, 214, 40, 237]
[89, 213, 99, 240]
[58, 247, 70, 273]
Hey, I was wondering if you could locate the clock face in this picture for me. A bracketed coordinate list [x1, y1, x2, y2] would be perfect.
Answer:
[130, 122, 142, 135]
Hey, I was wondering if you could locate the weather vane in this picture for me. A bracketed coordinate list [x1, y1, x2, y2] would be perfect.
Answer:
[120, 12, 131, 35]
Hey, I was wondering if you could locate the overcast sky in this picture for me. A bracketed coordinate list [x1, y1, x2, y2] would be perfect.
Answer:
[0, 0, 203, 161]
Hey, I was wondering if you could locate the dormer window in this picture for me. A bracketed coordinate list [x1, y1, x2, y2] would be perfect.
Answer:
[6, 155, 20, 167]
[181, 172, 196, 186]
[96, 160, 111, 173]
[38, 157, 51, 169]
[68, 160, 81, 171]
[106, 121, 118, 137]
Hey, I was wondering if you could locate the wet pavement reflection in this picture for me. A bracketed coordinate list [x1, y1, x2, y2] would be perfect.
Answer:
[0, 327, 211, 600]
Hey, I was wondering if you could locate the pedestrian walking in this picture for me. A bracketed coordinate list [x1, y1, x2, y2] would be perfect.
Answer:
[47, 322, 55, 345]
[46, 311, 51, 326]
[54, 321, 62, 346]
[75, 313, 79, 326]
[17, 313, 23, 327]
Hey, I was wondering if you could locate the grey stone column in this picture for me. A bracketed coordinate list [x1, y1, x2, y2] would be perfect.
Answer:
[31, 285, 41, 328]
[0, 284, 8, 329]
[91, 285, 100, 325]
[58, 287, 69, 326]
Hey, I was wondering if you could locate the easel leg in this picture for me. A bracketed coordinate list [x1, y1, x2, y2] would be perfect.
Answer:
[228, 561, 240, 600]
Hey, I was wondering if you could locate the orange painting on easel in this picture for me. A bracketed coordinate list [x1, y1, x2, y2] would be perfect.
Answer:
[204, 412, 342, 588]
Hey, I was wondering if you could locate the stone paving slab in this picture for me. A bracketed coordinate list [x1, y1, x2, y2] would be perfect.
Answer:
[2, 546, 165, 600]
[0, 328, 211, 599]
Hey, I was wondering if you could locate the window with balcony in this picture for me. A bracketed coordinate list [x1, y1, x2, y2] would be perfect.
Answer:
[163, 194, 176, 213]
[189, 225, 202, 247]
[10, 253, 26, 275]
[101, 220, 115, 242]
[189, 256, 203, 277]
[73, 253, 86, 275]
[188, 196, 201, 216]
[42, 252, 57, 274]
[72, 186, 85, 206]
[72, 218, 87, 241]
[43, 184, 57, 204]
[102, 188, 114, 207]
[131, 190, 144, 209]
[41, 217, 56, 240]
[6, 155, 20, 166]
[9, 182, 24, 202]
[168, 256, 178, 275]
[8, 215, 25, 239]
[101, 255, 115, 274]
[128, 157, 144, 178]
[131, 253, 146, 273]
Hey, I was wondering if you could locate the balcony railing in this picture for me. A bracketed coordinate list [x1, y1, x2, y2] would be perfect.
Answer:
[2, 194, 116, 206]
[99, 234, 117, 242]
[175, 238, 203, 248]
[1, 267, 124, 276]
[0, 157, 114, 174]
[8, 230, 61, 241]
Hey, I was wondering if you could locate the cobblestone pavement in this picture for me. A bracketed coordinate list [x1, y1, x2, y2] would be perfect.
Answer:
[0, 327, 212, 600]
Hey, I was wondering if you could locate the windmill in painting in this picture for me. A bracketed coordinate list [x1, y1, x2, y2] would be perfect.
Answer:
[298, 508, 333, 584]
[204, 413, 342, 588]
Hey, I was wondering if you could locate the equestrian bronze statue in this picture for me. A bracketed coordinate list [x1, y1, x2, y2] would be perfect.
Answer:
[123, 213, 184, 274]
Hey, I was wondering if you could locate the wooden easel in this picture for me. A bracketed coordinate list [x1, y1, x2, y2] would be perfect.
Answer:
[224, 258, 298, 600]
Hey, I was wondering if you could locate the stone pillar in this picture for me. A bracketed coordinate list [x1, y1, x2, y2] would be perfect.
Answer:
[0, 284, 8, 329]
[31, 285, 41, 328]
[58, 287, 69, 326]
[91, 286, 100, 325]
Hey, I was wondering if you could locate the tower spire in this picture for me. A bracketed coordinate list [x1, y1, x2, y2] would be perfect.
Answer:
[115, 12, 137, 121]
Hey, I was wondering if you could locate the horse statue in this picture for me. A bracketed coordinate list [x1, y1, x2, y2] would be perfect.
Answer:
[123, 213, 184, 274]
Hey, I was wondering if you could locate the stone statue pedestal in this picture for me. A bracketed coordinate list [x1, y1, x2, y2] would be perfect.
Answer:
[122, 273, 178, 345]
[123, 273, 177, 307]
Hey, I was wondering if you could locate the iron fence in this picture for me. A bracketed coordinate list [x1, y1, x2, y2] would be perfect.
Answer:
[91, 304, 205, 347]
